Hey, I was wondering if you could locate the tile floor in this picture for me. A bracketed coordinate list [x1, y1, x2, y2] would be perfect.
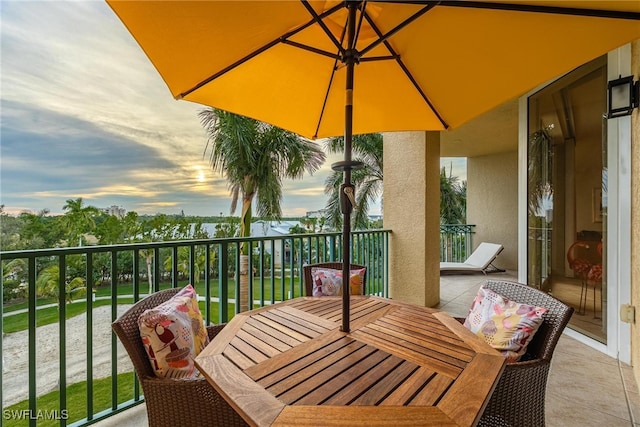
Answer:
[97, 271, 639, 426]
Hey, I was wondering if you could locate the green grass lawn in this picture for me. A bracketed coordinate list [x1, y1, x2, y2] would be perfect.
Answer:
[1, 372, 137, 427]
[3, 276, 305, 334]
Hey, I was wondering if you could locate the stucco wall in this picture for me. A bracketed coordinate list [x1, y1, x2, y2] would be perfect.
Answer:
[467, 151, 519, 270]
[383, 131, 441, 307]
[631, 39, 640, 388]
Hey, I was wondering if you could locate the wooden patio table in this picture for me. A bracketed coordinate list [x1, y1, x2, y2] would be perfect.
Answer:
[195, 296, 505, 427]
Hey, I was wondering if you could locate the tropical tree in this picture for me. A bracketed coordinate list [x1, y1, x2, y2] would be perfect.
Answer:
[16, 209, 64, 249]
[164, 246, 205, 284]
[36, 264, 86, 304]
[199, 108, 325, 311]
[440, 165, 467, 224]
[324, 133, 383, 230]
[61, 198, 100, 246]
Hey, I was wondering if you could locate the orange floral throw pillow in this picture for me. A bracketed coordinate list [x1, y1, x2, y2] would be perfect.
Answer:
[138, 285, 209, 379]
[311, 267, 366, 296]
[463, 285, 547, 363]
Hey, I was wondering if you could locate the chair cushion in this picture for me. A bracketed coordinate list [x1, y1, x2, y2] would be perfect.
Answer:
[463, 285, 547, 362]
[138, 285, 209, 379]
[311, 267, 366, 296]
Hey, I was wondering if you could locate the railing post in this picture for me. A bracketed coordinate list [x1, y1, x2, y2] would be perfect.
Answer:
[219, 242, 229, 323]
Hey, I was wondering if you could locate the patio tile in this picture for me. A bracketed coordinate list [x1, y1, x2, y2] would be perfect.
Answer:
[545, 393, 630, 427]
[548, 339, 630, 421]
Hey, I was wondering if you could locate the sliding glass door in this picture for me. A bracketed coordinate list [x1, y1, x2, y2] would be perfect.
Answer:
[526, 56, 607, 343]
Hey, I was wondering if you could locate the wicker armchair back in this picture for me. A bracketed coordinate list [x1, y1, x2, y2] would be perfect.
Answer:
[471, 280, 574, 427]
[112, 288, 247, 427]
[302, 262, 367, 296]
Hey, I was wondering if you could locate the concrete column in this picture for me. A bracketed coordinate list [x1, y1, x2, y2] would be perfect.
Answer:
[383, 131, 440, 307]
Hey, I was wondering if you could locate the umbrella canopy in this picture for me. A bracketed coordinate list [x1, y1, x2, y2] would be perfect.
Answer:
[107, 0, 640, 330]
[108, 1, 639, 138]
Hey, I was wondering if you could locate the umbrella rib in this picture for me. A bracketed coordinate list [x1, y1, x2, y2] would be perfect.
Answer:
[300, 0, 346, 56]
[359, 3, 437, 58]
[361, 7, 449, 129]
[436, 0, 640, 21]
[313, 39, 344, 139]
[281, 40, 340, 60]
[178, 1, 345, 99]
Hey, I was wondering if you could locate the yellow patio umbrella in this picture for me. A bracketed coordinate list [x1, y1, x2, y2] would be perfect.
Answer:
[107, 0, 640, 331]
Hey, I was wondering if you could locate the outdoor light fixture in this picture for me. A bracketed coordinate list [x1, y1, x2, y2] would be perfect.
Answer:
[607, 75, 639, 118]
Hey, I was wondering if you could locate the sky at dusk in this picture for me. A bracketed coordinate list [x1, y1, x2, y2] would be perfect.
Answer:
[0, 1, 466, 218]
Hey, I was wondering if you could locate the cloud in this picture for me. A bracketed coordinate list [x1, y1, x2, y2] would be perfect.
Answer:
[1, 1, 344, 217]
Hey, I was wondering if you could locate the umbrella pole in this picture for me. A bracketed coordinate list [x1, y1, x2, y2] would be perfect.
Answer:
[340, 1, 358, 333]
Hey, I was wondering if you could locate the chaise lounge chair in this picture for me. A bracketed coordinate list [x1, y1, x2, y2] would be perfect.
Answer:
[440, 242, 504, 275]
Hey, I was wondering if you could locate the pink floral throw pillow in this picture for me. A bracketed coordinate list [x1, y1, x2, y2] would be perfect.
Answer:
[464, 285, 547, 363]
[311, 267, 366, 297]
[138, 285, 209, 379]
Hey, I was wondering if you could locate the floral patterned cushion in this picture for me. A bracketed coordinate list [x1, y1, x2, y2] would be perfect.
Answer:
[138, 285, 209, 379]
[311, 267, 366, 297]
[464, 285, 547, 363]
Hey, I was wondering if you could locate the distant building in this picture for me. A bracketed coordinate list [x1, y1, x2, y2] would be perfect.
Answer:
[104, 205, 126, 218]
[251, 220, 302, 267]
[306, 209, 327, 219]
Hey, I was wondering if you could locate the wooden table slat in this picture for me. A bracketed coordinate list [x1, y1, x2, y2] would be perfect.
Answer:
[241, 320, 296, 353]
[300, 350, 400, 406]
[380, 366, 437, 406]
[351, 327, 465, 377]
[434, 312, 503, 355]
[228, 335, 270, 365]
[246, 316, 306, 348]
[408, 374, 454, 406]
[275, 343, 378, 404]
[245, 331, 353, 381]
[335, 358, 416, 406]
[437, 352, 506, 427]
[235, 327, 285, 359]
[366, 318, 475, 362]
[255, 337, 363, 390]
[289, 298, 343, 317]
[198, 313, 247, 357]
[199, 355, 284, 427]
[251, 313, 313, 343]
[273, 406, 458, 427]
[382, 311, 466, 344]
[260, 310, 327, 339]
[221, 342, 257, 370]
[273, 305, 338, 332]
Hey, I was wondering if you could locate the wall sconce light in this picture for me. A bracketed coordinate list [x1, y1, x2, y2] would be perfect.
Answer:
[607, 75, 639, 119]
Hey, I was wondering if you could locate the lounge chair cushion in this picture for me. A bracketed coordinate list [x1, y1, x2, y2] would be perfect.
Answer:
[310, 267, 366, 296]
[464, 285, 547, 362]
[138, 285, 209, 379]
[440, 242, 503, 273]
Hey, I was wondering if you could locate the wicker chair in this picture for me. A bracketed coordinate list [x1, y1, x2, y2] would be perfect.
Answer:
[303, 262, 367, 296]
[112, 288, 247, 427]
[459, 279, 573, 427]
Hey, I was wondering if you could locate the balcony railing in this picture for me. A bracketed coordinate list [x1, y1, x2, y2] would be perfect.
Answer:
[0, 230, 390, 426]
[440, 224, 475, 262]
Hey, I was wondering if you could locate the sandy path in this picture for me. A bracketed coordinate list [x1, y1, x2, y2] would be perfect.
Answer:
[2, 305, 135, 407]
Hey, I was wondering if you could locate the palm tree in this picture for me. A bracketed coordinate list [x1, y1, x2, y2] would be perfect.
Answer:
[440, 165, 466, 224]
[36, 264, 86, 304]
[324, 133, 383, 230]
[199, 108, 325, 311]
[62, 198, 99, 246]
